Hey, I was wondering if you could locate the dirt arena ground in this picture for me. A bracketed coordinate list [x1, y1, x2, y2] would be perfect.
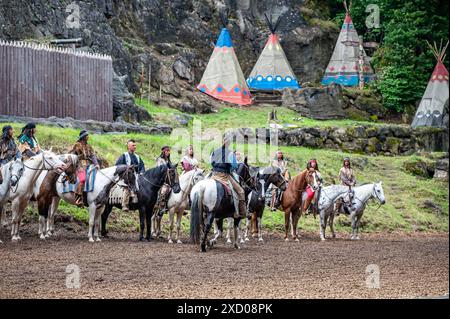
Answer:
[0, 226, 448, 299]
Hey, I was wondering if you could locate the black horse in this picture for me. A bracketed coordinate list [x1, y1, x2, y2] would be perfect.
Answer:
[101, 163, 180, 241]
[190, 159, 256, 252]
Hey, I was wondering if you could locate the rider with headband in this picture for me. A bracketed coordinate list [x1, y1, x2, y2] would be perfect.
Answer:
[303, 159, 322, 215]
[336, 157, 356, 215]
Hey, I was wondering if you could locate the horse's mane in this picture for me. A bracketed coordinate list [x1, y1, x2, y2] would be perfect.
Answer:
[144, 164, 166, 179]
[259, 166, 280, 176]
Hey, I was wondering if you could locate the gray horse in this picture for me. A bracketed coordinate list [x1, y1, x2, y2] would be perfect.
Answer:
[328, 182, 386, 240]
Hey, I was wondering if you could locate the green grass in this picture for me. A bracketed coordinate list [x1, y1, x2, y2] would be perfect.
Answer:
[135, 98, 381, 130]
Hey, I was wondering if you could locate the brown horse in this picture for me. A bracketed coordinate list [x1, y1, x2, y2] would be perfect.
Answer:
[280, 169, 319, 241]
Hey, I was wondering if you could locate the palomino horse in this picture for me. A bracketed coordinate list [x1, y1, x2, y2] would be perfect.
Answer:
[189, 162, 253, 252]
[32, 154, 78, 239]
[51, 164, 137, 242]
[280, 169, 320, 241]
[315, 184, 350, 241]
[101, 163, 181, 241]
[0, 158, 25, 243]
[151, 168, 204, 243]
[7, 151, 67, 241]
[325, 182, 386, 241]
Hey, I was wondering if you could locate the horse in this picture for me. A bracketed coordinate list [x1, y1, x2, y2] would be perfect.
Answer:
[5, 151, 67, 241]
[50, 164, 138, 242]
[325, 182, 386, 241]
[316, 184, 356, 241]
[32, 154, 78, 239]
[151, 168, 204, 243]
[100, 163, 181, 241]
[219, 166, 288, 243]
[0, 158, 25, 243]
[189, 161, 254, 252]
[280, 169, 320, 241]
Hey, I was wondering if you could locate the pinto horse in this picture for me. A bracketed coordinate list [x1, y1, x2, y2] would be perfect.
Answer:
[101, 163, 181, 241]
[280, 169, 320, 241]
[189, 161, 253, 252]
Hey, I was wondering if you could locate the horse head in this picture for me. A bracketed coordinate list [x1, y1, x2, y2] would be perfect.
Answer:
[166, 163, 181, 193]
[266, 167, 287, 191]
[236, 159, 253, 189]
[9, 158, 24, 187]
[59, 154, 78, 184]
[373, 181, 386, 205]
[119, 165, 139, 193]
[42, 150, 67, 174]
[193, 168, 205, 185]
[306, 170, 320, 191]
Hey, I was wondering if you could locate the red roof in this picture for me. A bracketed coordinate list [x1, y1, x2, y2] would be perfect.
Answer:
[431, 62, 449, 82]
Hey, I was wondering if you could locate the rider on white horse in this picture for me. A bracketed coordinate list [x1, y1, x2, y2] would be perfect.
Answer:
[0, 125, 22, 184]
[336, 157, 357, 215]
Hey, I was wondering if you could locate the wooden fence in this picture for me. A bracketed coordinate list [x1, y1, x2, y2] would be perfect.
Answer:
[0, 40, 113, 122]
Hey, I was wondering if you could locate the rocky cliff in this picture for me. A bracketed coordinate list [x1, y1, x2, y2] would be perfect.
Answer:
[0, 0, 338, 119]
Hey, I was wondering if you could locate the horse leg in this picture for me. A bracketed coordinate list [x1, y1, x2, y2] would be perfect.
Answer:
[351, 214, 362, 240]
[291, 209, 302, 241]
[211, 219, 221, 243]
[329, 213, 336, 238]
[175, 211, 183, 244]
[87, 204, 97, 242]
[139, 208, 145, 241]
[319, 210, 326, 241]
[101, 204, 112, 238]
[94, 206, 104, 242]
[233, 218, 241, 249]
[145, 208, 152, 241]
[238, 219, 245, 244]
[201, 211, 214, 252]
[226, 217, 232, 244]
[168, 209, 174, 244]
[257, 216, 263, 242]
[244, 215, 251, 241]
[284, 210, 290, 241]
[47, 197, 60, 237]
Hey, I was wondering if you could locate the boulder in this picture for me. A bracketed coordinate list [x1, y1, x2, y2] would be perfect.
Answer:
[402, 159, 435, 178]
[354, 95, 386, 118]
[282, 84, 347, 120]
[434, 158, 449, 181]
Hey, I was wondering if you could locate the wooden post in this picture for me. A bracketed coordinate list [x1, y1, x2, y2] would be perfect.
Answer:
[148, 63, 151, 105]
[358, 35, 365, 90]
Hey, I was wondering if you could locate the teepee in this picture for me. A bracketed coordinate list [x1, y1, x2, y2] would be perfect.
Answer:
[412, 40, 449, 128]
[247, 14, 300, 91]
[322, 0, 375, 87]
[197, 13, 252, 105]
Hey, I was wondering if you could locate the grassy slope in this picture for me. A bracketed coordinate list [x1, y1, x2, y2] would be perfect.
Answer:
[7, 102, 448, 236]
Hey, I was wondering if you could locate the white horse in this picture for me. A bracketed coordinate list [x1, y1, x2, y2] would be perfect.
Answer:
[151, 168, 205, 244]
[51, 164, 137, 242]
[328, 182, 386, 240]
[0, 158, 25, 243]
[6, 151, 67, 241]
[32, 154, 78, 239]
[317, 184, 351, 241]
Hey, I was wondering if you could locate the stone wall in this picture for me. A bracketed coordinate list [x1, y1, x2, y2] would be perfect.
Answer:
[226, 125, 449, 155]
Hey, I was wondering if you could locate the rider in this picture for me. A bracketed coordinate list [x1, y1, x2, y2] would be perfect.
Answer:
[210, 136, 246, 219]
[303, 159, 323, 215]
[155, 145, 172, 217]
[69, 130, 100, 207]
[115, 139, 145, 212]
[181, 145, 198, 174]
[336, 157, 356, 215]
[270, 150, 290, 210]
[17, 122, 41, 160]
[0, 125, 22, 184]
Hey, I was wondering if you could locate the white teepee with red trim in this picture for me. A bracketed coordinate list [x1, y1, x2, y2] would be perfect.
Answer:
[412, 40, 449, 128]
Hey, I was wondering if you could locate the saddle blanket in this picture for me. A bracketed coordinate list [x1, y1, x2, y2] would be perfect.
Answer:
[62, 165, 97, 194]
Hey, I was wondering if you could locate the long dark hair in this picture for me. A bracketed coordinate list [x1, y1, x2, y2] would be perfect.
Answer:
[307, 159, 319, 171]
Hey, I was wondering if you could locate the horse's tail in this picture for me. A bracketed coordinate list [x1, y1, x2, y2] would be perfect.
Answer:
[190, 191, 202, 245]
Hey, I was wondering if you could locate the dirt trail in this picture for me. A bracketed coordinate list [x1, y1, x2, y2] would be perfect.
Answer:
[0, 227, 448, 299]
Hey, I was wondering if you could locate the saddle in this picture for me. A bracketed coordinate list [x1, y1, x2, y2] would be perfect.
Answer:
[62, 165, 97, 194]
[108, 181, 138, 205]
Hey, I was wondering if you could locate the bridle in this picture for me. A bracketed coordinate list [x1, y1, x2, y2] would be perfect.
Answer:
[140, 166, 179, 189]
[22, 152, 63, 172]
